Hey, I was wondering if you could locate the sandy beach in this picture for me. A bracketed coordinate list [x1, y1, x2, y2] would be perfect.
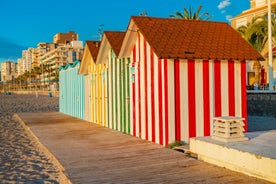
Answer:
[0, 93, 67, 183]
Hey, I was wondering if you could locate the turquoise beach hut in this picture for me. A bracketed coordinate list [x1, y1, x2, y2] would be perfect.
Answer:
[59, 60, 85, 119]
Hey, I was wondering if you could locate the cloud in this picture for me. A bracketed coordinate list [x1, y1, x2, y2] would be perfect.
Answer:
[218, 0, 231, 10]
[226, 15, 233, 22]
[0, 37, 27, 62]
[218, 0, 232, 21]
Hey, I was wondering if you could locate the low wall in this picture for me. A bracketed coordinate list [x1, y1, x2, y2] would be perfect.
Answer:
[1, 90, 274, 117]
[3, 90, 59, 97]
[247, 91, 276, 117]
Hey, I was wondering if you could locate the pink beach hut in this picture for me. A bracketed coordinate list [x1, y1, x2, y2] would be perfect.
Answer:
[119, 16, 263, 146]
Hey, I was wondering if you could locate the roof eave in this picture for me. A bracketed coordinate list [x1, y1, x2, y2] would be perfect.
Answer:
[95, 34, 111, 65]
[118, 19, 138, 58]
[78, 42, 95, 75]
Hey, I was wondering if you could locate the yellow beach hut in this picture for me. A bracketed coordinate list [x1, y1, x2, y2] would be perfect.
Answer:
[96, 31, 126, 132]
[78, 41, 101, 123]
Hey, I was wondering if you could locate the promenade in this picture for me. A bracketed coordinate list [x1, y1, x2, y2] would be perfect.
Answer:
[16, 112, 271, 183]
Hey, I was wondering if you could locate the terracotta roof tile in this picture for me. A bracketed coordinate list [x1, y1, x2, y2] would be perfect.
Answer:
[131, 16, 264, 61]
[86, 41, 101, 61]
[104, 31, 125, 57]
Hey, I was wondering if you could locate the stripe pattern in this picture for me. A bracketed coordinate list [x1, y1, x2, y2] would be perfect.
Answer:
[59, 61, 85, 120]
[75, 33, 248, 147]
[84, 74, 92, 121]
[107, 50, 132, 134]
[128, 33, 247, 146]
[87, 60, 108, 127]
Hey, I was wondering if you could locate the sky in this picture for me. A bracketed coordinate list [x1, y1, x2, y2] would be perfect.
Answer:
[0, 0, 249, 63]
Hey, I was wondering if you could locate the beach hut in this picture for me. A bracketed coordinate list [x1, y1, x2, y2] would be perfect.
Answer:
[119, 16, 263, 146]
[78, 41, 100, 123]
[59, 60, 85, 119]
[96, 31, 127, 132]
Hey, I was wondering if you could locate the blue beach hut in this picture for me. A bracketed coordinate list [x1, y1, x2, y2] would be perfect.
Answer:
[59, 60, 85, 119]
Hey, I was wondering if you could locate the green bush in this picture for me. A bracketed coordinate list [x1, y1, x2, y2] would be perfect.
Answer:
[167, 141, 186, 149]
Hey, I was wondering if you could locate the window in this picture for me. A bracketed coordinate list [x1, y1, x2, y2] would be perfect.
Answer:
[255, 0, 265, 7]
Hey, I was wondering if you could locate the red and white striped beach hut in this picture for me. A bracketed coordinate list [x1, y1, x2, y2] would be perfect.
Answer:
[119, 16, 263, 146]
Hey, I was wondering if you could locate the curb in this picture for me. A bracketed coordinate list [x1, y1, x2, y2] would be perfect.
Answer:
[13, 113, 72, 184]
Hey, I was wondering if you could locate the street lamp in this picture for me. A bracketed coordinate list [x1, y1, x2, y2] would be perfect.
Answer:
[19, 75, 21, 91]
[42, 63, 44, 91]
[268, 0, 274, 90]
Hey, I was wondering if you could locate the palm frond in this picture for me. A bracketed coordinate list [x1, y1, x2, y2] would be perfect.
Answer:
[169, 4, 211, 20]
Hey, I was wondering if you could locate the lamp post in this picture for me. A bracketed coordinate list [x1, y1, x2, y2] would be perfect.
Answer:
[29, 70, 31, 92]
[268, 0, 274, 90]
[42, 63, 44, 91]
[19, 75, 21, 91]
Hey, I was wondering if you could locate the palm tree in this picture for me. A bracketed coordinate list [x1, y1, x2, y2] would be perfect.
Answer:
[169, 4, 212, 20]
[237, 15, 276, 86]
[237, 16, 269, 53]
[33, 66, 42, 76]
[20, 71, 30, 89]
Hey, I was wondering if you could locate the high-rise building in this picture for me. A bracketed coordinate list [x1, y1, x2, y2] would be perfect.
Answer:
[15, 31, 82, 89]
[0, 61, 17, 82]
[53, 31, 78, 45]
[37, 42, 56, 66]
[22, 48, 33, 72]
[31, 48, 40, 68]
[0, 63, 2, 82]
[40, 40, 83, 87]
[17, 58, 25, 75]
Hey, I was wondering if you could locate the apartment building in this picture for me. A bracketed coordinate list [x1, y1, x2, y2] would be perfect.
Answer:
[17, 58, 25, 76]
[40, 41, 83, 68]
[53, 31, 78, 44]
[0, 63, 1, 81]
[40, 40, 83, 87]
[31, 48, 40, 68]
[231, 0, 276, 29]
[22, 48, 33, 72]
[0, 61, 17, 82]
[231, 0, 276, 86]
[14, 31, 82, 89]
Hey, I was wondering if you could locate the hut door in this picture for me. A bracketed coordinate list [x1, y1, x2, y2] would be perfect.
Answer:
[84, 75, 92, 121]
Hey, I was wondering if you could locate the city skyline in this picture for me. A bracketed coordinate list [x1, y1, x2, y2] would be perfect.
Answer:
[0, 0, 249, 63]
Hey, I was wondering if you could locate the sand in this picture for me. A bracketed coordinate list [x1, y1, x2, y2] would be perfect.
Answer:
[0, 93, 69, 183]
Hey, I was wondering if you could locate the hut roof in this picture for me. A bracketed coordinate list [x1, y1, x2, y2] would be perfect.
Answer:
[86, 41, 101, 61]
[78, 41, 101, 75]
[96, 31, 125, 64]
[121, 16, 263, 61]
[104, 31, 125, 57]
[59, 60, 81, 71]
